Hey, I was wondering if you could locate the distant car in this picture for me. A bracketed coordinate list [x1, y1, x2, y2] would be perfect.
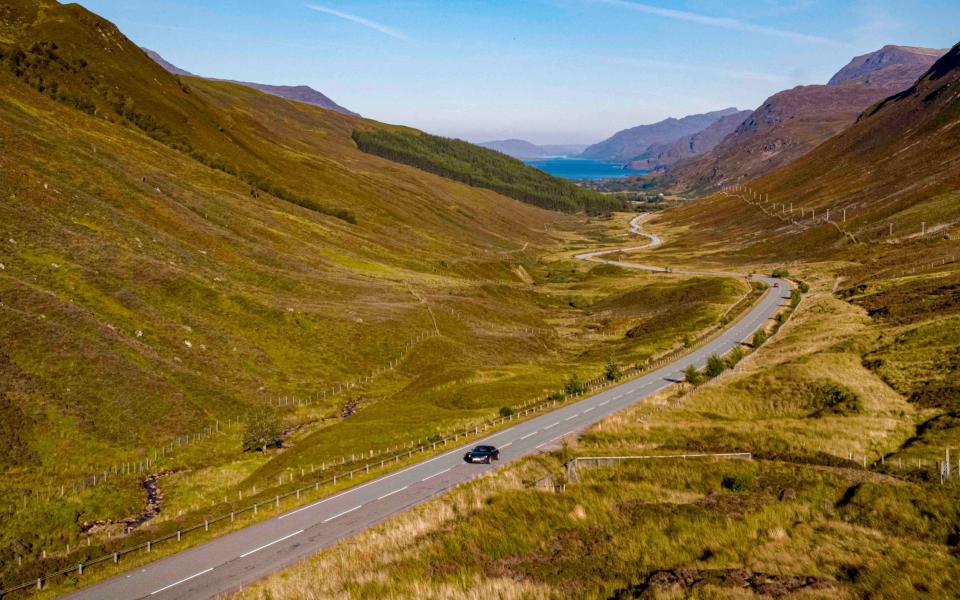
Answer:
[773, 282, 779, 288]
[464, 445, 500, 464]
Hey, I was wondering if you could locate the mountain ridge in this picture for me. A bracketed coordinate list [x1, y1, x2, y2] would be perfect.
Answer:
[142, 47, 358, 116]
[580, 107, 740, 163]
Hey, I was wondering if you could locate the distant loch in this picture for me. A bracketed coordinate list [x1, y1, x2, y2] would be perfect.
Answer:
[523, 157, 647, 180]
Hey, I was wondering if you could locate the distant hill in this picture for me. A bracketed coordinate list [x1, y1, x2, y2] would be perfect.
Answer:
[580, 108, 740, 163]
[665, 45, 945, 193]
[627, 109, 751, 171]
[478, 139, 587, 159]
[143, 47, 358, 116]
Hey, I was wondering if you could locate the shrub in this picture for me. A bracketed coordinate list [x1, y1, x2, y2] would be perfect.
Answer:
[604, 357, 622, 382]
[704, 354, 726, 378]
[548, 390, 566, 402]
[242, 407, 283, 452]
[798, 281, 810, 293]
[682, 334, 693, 348]
[727, 345, 745, 367]
[790, 289, 802, 308]
[498, 406, 514, 417]
[771, 268, 790, 278]
[684, 364, 702, 386]
[752, 329, 768, 347]
[565, 374, 587, 396]
[722, 474, 752, 493]
[809, 383, 864, 417]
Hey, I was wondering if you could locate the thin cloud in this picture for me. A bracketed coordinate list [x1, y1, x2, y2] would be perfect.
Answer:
[594, 0, 845, 47]
[604, 56, 790, 84]
[306, 4, 410, 41]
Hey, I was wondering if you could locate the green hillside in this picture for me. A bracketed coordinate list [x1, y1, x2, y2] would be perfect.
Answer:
[352, 127, 624, 215]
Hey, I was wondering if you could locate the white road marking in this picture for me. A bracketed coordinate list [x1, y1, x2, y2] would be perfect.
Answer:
[500, 442, 513, 448]
[583, 406, 595, 413]
[377, 486, 408, 501]
[613, 394, 624, 400]
[421, 467, 451, 482]
[239, 530, 304, 558]
[564, 415, 578, 421]
[599, 400, 610, 406]
[520, 431, 538, 440]
[535, 441, 549, 449]
[322, 505, 362, 523]
[150, 568, 214, 595]
[544, 422, 559, 430]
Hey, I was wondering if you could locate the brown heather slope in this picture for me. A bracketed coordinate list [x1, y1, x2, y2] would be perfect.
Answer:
[651, 41, 960, 261]
[666, 45, 945, 194]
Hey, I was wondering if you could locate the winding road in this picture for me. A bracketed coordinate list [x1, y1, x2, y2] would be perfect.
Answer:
[61, 216, 790, 600]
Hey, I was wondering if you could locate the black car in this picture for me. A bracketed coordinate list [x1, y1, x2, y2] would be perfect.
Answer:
[464, 445, 500, 464]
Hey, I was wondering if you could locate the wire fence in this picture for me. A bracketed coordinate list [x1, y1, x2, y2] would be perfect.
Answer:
[721, 185, 957, 248]
[15, 328, 442, 509]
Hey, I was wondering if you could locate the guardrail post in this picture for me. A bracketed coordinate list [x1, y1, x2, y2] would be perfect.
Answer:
[78, 563, 83, 575]
[146, 541, 151, 552]
[230, 512, 235, 522]
[205, 519, 209, 531]
[113, 552, 118, 564]
[275, 496, 280, 508]
[36, 578, 42, 590]
[177, 530, 181, 541]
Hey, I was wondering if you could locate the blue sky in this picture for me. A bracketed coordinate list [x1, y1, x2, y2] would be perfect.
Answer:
[78, 1, 960, 144]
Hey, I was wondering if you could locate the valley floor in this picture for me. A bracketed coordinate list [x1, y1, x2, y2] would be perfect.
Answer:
[231, 215, 960, 599]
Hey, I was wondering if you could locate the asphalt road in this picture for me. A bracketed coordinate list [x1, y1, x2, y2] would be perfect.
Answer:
[61, 219, 790, 600]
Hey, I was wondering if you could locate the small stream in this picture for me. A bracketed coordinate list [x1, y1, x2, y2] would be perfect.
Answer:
[81, 472, 167, 535]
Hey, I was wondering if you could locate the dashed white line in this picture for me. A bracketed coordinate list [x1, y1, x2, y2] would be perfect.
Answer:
[421, 467, 451, 482]
[613, 394, 624, 400]
[520, 431, 538, 440]
[564, 414, 578, 421]
[544, 422, 559, 430]
[598, 400, 610, 406]
[583, 406, 595, 413]
[239, 530, 304, 558]
[500, 442, 513, 448]
[150, 568, 214, 595]
[377, 486, 408, 501]
[322, 505, 362, 523]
